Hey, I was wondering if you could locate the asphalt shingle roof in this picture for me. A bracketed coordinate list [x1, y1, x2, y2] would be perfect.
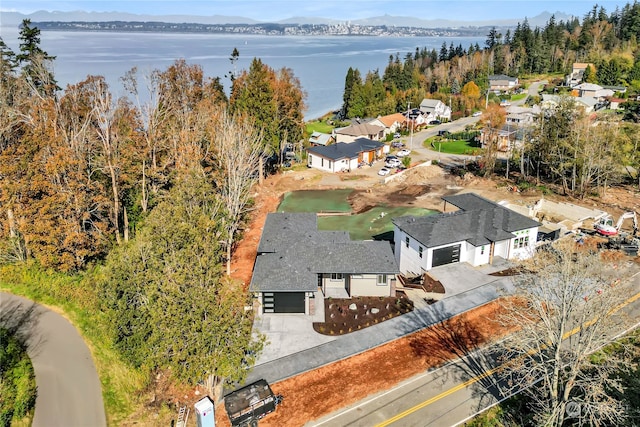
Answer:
[393, 193, 540, 249]
[334, 123, 384, 136]
[306, 138, 384, 161]
[250, 213, 398, 292]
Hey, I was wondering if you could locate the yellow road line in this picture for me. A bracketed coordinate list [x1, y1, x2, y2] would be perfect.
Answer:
[375, 287, 640, 427]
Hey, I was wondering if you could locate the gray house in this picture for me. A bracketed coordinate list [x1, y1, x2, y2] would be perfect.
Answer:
[250, 213, 399, 314]
[393, 193, 540, 275]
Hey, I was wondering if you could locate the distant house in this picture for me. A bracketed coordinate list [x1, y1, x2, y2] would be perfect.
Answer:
[573, 82, 614, 100]
[488, 74, 519, 92]
[541, 94, 597, 113]
[306, 137, 384, 172]
[333, 122, 384, 143]
[419, 99, 452, 121]
[308, 131, 333, 146]
[566, 62, 594, 87]
[250, 213, 399, 314]
[505, 105, 540, 127]
[393, 193, 540, 275]
[368, 113, 407, 136]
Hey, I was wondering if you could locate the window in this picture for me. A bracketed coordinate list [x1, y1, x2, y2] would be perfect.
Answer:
[481, 246, 485, 255]
[377, 274, 387, 286]
[418, 246, 423, 258]
[405, 236, 410, 248]
[330, 273, 343, 281]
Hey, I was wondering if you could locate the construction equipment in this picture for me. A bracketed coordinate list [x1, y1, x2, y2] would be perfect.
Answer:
[595, 211, 638, 237]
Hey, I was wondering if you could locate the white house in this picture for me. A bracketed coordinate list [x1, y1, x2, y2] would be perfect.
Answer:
[306, 138, 384, 173]
[392, 193, 540, 275]
[419, 99, 452, 121]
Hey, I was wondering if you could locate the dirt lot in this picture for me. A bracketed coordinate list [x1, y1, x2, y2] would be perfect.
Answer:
[218, 164, 640, 427]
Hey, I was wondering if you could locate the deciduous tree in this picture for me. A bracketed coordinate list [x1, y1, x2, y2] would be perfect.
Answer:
[496, 239, 633, 426]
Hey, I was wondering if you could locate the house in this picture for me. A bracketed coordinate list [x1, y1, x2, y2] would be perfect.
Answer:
[541, 94, 597, 113]
[505, 105, 540, 127]
[306, 137, 384, 172]
[333, 122, 384, 143]
[393, 193, 540, 275]
[419, 99, 452, 121]
[368, 113, 407, 137]
[566, 62, 594, 87]
[488, 74, 519, 92]
[250, 213, 399, 314]
[308, 131, 333, 146]
[573, 82, 614, 100]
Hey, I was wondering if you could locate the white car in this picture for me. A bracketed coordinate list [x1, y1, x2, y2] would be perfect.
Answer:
[385, 158, 402, 168]
[378, 167, 391, 176]
[397, 149, 411, 157]
[472, 111, 482, 117]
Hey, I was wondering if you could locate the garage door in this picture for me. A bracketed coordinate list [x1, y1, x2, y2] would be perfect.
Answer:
[432, 244, 461, 268]
[262, 292, 305, 314]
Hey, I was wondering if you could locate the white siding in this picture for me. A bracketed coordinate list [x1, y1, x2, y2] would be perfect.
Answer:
[510, 227, 538, 260]
[494, 240, 510, 259]
[394, 226, 428, 275]
[307, 154, 354, 173]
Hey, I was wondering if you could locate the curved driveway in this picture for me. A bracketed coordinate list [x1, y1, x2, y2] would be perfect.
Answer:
[0, 292, 106, 427]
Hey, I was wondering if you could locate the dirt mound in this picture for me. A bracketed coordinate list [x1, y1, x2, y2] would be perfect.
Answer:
[397, 165, 446, 185]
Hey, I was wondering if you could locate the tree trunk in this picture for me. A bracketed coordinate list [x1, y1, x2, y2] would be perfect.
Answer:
[7, 208, 17, 238]
[109, 161, 121, 245]
[259, 156, 264, 185]
[141, 160, 148, 213]
[123, 206, 129, 242]
[205, 374, 225, 404]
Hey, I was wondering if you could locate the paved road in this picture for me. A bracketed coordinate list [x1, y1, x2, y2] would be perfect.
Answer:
[309, 268, 640, 427]
[0, 292, 106, 427]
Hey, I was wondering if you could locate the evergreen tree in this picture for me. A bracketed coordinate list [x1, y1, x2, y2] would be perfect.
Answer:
[15, 19, 57, 95]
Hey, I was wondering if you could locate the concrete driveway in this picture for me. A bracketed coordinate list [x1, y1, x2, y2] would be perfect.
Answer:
[0, 293, 106, 427]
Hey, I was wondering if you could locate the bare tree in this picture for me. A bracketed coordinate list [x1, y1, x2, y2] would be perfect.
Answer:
[496, 239, 633, 426]
[212, 111, 267, 276]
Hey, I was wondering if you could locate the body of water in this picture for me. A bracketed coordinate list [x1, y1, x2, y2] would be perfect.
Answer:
[0, 26, 483, 119]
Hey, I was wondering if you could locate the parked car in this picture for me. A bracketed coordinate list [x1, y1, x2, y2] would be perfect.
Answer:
[428, 120, 441, 125]
[378, 167, 391, 176]
[397, 149, 411, 157]
[391, 141, 404, 148]
[472, 111, 482, 117]
[437, 130, 450, 137]
[385, 154, 398, 162]
[385, 158, 402, 168]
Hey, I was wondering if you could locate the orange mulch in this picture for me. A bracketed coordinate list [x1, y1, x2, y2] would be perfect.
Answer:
[214, 299, 516, 427]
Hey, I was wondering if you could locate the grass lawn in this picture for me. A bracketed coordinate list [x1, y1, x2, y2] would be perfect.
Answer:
[428, 138, 483, 156]
[305, 120, 334, 135]
[510, 93, 527, 101]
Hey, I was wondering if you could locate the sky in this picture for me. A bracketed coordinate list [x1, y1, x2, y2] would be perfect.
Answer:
[0, 0, 634, 22]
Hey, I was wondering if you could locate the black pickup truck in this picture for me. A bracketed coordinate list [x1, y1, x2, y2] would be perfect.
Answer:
[224, 379, 283, 427]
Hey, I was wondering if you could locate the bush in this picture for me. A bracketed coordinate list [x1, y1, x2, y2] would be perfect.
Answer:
[0, 328, 36, 426]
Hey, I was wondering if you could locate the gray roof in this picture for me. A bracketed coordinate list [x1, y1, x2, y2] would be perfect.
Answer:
[334, 122, 384, 136]
[393, 193, 540, 248]
[309, 131, 332, 146]
[306, 138, 384, 161]
[250, 213, 398, 292]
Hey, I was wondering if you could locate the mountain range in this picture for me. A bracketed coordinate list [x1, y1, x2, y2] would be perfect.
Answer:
[0, 10, 575, 29]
